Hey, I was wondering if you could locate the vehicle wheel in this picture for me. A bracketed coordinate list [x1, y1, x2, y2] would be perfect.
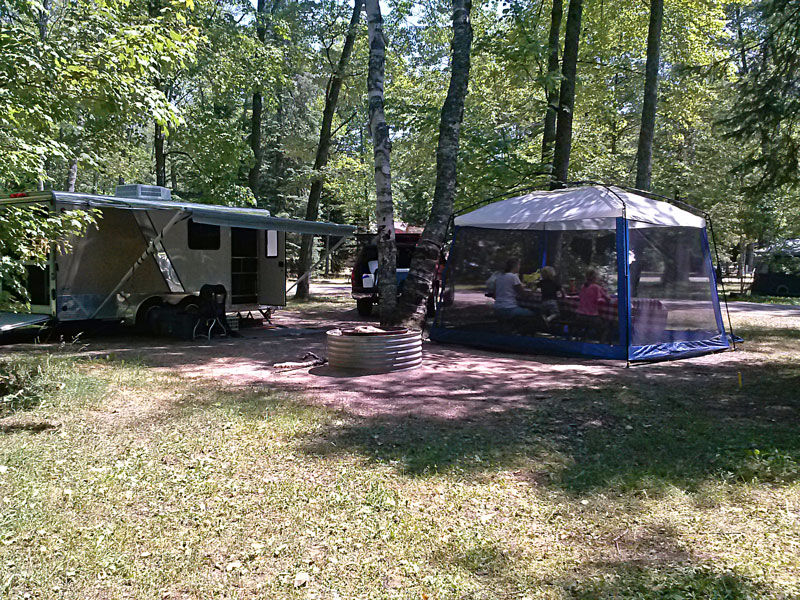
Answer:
[135, 298, 163, 334]
[775, 284, 790, 296]
[357, 298, 373, 316]
[177, 295, 201, 314]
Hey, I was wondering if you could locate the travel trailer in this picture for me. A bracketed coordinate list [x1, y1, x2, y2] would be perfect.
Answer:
[0, 185, 354, 332]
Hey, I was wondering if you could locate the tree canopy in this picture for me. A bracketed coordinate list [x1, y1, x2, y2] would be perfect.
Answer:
[2, 0, 799, 288]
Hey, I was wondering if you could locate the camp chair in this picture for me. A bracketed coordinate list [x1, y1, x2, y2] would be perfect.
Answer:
[192, 284, 229, 340]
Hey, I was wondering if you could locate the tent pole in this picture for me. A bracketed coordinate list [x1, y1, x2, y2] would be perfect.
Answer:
[286, 235, 350, 296]
[89, 209, 188, 320]
[706, 216, 736, 350]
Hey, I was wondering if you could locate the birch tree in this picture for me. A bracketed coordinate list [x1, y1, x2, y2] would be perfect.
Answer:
[364, 0, 397, 325]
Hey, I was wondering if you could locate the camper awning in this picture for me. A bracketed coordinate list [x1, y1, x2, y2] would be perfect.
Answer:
[455, 186, 706, 231]
[50, 192, 355, 237]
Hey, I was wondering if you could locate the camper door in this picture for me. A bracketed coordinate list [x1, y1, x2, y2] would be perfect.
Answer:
[260, 229, 286, 306]
[24, 256, 55, 315]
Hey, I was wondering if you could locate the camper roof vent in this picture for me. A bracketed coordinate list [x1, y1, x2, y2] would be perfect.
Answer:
[115, 184, 172, 201]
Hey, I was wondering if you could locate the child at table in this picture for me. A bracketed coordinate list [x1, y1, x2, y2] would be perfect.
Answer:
[576, 269, 610, 341]
[537, 266, 563, 322]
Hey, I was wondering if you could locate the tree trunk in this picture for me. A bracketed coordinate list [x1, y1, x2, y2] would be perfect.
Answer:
[541, 0, 563, 168]
[65, 158, 78, 192]
[148, 1, 167, 188]
[248, 0, 268, 197]
[634, 0, 663, 191]
[170, 155, 178, 191]
[154, 122, 166, 187]
[734, 6, 749, 75]
[295, 0, 363, 299]
[249, 92, 264, 195]
[551, 0, 582, 189]
[365, 0, 397, 325]
[393, 0, 473, 328]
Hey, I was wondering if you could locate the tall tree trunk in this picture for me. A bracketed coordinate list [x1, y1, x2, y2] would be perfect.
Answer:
[248, 0, 268, 196]
[734, 6, 749, 75]
[170, 155, 178, 191]
[295, 0, 363, 299]
[394, 0, 473, 328]
[634, 0, 663, 191]
[541, 0, 563, 168]
[36, 0, 51, 191]
[249, 92, 264, 194]
[551, 0, 583, 189]
[65, 158, 78, 192]
[154, 122, 166, 187]
[365, 0, 397, 325]
[149, 0, 166, 188]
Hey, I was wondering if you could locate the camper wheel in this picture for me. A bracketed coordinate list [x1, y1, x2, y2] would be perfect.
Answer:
[135, 297, 164, 334]
[356, 298, 373, 316]
[177, 295, 201, 314]
[775, 284, 790, 296]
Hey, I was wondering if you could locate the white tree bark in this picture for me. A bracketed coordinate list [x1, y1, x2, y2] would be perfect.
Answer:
[365, 0, 397, 325]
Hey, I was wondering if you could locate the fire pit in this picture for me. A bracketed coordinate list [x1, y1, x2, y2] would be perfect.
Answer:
[326, 326, 422, 372]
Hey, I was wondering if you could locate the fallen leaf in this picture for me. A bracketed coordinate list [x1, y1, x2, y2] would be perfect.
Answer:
[293, 571, 311, 587]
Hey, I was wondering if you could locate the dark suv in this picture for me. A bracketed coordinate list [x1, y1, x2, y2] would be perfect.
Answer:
[351, 232, 439, 316]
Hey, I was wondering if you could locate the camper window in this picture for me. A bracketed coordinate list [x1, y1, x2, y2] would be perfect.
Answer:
[265, 230, 278, 257]
[188, 219, 220, 250]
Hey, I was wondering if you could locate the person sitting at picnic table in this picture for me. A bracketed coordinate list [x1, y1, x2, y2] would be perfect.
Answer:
[537, 266, 563, 323]
[576, 269, 610, 341]
[489, 258, 536, 320]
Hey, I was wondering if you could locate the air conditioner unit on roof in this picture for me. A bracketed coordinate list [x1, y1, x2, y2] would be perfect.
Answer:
[114, 184, 172, 201]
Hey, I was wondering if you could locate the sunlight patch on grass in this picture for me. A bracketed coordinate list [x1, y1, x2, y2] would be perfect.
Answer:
[1, 322, 799, 599]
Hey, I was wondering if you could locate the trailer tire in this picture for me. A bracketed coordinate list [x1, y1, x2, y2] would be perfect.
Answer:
[177, 295, 201, 314]
[356, 298, 373, 317]
[775, 284, 790, 296]
[135, 298, 163, 334]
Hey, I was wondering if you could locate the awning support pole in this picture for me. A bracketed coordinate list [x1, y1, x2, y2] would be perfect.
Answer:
[90, 209, 188, 319]
[286, 234, 350, 296]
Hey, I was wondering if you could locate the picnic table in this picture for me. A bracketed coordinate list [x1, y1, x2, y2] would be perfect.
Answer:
[521, 291, 668, 337]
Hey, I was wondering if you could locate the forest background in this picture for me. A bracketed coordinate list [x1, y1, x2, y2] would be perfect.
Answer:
[2, 0, 798, 289]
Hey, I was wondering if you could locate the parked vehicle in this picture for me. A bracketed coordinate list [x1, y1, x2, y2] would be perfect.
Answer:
[752, 239, 800, 297]
[350, 232, 440, 317]
[0, 185, 354, 333]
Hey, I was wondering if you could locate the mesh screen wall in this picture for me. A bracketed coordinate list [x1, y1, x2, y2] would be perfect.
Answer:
[433, 222, 729, 361]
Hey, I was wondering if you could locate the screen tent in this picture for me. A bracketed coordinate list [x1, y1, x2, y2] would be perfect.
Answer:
[430, 186, 731, 362]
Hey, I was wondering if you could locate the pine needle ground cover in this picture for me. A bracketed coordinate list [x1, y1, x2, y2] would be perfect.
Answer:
[0, 311, 798, 599]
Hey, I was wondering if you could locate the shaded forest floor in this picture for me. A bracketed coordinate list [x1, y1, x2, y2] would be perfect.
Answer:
[0, 288, 798, 598]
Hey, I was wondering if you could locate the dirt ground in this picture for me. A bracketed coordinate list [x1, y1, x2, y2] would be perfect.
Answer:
[3, 282, 799, 420]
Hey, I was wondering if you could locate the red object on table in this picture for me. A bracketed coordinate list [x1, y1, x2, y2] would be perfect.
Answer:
[560, 295, 667, 323]
[560, 295, 618, 320]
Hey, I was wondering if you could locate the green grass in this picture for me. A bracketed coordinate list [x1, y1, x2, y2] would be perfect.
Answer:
[0, 316, 798, 599]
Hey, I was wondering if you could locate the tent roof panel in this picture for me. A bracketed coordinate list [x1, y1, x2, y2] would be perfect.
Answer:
[454, 186, 705, 230]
